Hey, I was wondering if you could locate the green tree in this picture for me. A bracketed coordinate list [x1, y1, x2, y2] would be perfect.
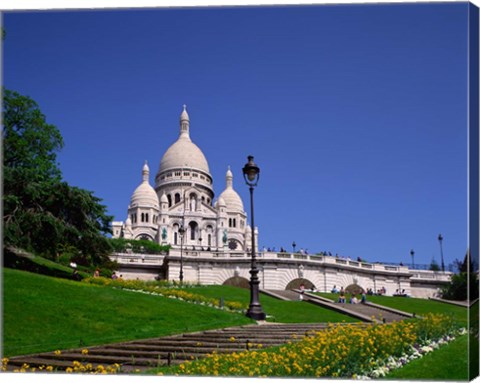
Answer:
[441, 250, 479, 301]
[3, 89, 113, 266]
[3, 89, 63, 180]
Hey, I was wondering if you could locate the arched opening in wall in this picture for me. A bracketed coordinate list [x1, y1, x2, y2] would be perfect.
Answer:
[174, 193, 180, 204]
[136, 234, 153, 241]
[285, 278, 315, 291]
[206, 225, 213, 247]
[173, 223, 179, 245]
[345, 284, 364, 295]
[189, 221, 198, 241]
[223, 276, 250, 289]
[167, 194, 172, 207]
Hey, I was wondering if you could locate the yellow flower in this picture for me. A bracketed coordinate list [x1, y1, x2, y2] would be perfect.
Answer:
[81, 349, 89, 355]
[54, 350, 61, 355]
[229, 336, 236, 342]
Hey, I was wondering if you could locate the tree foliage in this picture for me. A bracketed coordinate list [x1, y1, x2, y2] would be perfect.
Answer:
[429, 258, 440, 272]
[3, 89, 113, 267]
[3, 89, 63, 179]
[109, 238, 170, 254]
[441, 251, 479, 301]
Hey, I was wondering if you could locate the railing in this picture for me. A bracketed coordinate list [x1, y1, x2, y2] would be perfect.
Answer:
[111, 253, 165, 264]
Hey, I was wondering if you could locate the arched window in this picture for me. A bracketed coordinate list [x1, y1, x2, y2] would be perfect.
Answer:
[167, 194, 172, 207]
[229, 218, 232, 227]
[189, 221, 198, 241]
[146, 213, 149, 222]
[141, 213, 145, 222]
[173, 224, 179, 245]
[175, 193, 180, 204]
[205, 225, 213, 247]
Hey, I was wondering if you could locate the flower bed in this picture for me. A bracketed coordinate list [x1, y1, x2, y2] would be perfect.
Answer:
[83, 277, 246, 312]
[175, 313, 461, 378]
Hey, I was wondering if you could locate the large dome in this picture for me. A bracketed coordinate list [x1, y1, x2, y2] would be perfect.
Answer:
[159, 136, 210, 173]
[158, 105, 210, 174]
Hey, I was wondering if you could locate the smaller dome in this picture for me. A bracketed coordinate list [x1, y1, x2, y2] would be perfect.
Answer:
[218, 196, 226, 206]
[130, 162, 159, 210]
[125, 217, 132, 226]
[218, 167, 244, 212]
[160, 192, 168, 203]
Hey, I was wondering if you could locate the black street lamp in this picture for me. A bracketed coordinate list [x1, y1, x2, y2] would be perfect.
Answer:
[292, 241, 296, 253]
[243, 155, 266, 321]
[438, 234, 445, 272]
[410, 249, 415, 269]
[179, 225, 185, 284]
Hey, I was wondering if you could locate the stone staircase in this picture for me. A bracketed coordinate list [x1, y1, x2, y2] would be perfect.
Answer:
[6, 323, 335, 373]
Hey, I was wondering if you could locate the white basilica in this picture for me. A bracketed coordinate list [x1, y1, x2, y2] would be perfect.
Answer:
[112, 106, 257, 252]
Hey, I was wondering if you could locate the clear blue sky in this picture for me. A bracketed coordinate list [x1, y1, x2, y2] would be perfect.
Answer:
[3, 2, 470, 268]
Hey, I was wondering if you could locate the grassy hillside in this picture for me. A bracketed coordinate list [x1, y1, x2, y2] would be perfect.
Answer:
[2, 268, 253, 356]
[386, 334, 468, 380]
[184, 285, 359, 323]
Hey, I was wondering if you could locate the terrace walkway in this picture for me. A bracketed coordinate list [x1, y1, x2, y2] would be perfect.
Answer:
[264, 289, 413, 323]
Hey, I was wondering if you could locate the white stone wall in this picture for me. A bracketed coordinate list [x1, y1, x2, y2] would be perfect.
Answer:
[112, 251, 451, 299]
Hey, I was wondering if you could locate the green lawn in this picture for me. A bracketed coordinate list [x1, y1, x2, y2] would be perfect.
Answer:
[184, 285, 359, 323]
[317, 292, 468, 326]
[2, 268, 253, 356]
[386, 334, 468, 380]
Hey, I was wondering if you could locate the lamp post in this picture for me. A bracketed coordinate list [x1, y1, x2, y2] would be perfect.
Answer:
[292, 241, 296, 253]
[179, 225, 185, 284]
[243, 155, 266, 321]
[438, 234, 445, 272]
[410, 249, 415, 269]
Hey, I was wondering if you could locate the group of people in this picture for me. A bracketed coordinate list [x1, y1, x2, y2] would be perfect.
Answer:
[331, 285, 367, 304]
[393, 289, 408, 297]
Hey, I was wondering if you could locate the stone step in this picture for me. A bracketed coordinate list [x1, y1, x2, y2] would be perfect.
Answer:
[122, 339, 268, 349]
[96, 344, 248, 354]
[178, 334, 297, 343]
